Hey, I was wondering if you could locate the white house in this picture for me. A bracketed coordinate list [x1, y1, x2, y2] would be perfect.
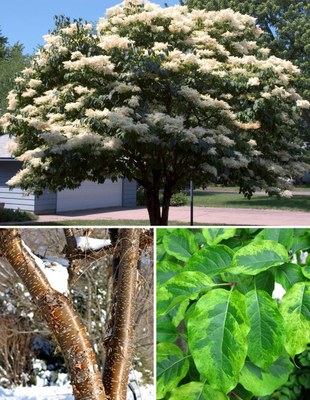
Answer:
[0, 135, 136, 214]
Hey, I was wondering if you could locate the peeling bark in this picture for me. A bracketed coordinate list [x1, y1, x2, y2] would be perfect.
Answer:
[63, 228, 78, 257]
[102, 229, 140, 400]
[0, 229, 106, 400]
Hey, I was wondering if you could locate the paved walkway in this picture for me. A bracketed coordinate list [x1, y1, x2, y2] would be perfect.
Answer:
[17, 205, 310, 226]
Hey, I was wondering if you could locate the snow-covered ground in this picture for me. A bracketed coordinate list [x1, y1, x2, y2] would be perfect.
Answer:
[0, 386, 73, 400]
[0, 384, 154, 400]
[0, 369, 154, 400]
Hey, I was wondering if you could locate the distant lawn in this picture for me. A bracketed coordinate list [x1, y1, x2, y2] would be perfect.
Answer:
[192, 192, 310, 212]
[206, 185, 310, 192]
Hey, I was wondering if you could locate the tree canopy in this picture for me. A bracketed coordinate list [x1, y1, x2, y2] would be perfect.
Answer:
[184, 0, 310, 100]
[0, 0, 309, 224]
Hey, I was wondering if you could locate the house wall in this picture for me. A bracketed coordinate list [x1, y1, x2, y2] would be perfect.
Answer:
[122, 179, 137, 207]
[35, 192, 57, 214]
[0, 160, 35, 211]
[1, 160, 137, 213]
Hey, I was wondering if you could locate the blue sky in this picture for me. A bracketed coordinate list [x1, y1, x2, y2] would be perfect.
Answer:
[1, 0, 179, 54]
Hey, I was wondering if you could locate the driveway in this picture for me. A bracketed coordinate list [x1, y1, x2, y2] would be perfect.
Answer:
[28, 205, 310, 226]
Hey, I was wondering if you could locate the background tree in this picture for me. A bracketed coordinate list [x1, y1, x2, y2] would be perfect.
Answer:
[0, 228, 153, 400]
[0, 27, 29, 115]
[0, 1, 309, 225]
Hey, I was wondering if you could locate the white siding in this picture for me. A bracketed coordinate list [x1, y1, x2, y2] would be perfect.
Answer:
[56, 180, 122, 212]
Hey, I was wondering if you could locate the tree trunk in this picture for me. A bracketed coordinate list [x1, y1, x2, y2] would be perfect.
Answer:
[145, 187, 172, 225]
[63, 228, 78, 257]
[102, 228, 140, 400]
[162, 185, 172, 226]
[145, 187, 162, 225]
[0, 229, 106, 400]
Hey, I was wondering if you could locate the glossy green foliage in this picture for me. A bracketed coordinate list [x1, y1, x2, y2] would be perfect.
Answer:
[245, 289, 285, 369]
[261, 346, 310, 400]
[188, 288, 250, 393]
[156, 228, 310, 399]
[157, 343, 190, 399]
[279, 282, 310, 357]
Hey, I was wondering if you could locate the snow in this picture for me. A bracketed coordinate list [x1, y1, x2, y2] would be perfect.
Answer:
[0, 384, 154, 400]
[21, 242, 69, 295]
[0, 386, 73, 400]
[0, 369, 154, 400]
[39, 261, 69, 295]
[75, 236, 111, 251]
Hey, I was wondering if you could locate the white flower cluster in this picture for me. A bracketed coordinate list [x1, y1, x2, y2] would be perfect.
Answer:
[63, 55, 116, 75]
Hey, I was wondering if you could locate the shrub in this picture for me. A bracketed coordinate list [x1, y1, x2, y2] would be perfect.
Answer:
[137, 188, 187, 207]
[0, 208, 38, 223]
[168, 192, 188, 207]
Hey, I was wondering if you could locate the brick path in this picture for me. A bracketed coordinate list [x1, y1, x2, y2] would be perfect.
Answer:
[27, 205, 310, 226]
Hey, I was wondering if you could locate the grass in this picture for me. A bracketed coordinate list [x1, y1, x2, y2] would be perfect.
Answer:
[206, 185, 310, 192]
[191, 192, 310, 212]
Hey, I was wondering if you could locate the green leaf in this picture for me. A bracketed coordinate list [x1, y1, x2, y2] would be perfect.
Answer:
[230, 240, 289, 275]
[163, 229, 198, 261]
[291, 231, 310, 252]
[256, 228, 294, 249]
[184, 245, 234, 277]
[202, 228, 236, 246]
[157, 228, 167, 243]
[279, 282, 310, 357]
[157, 260, 183, 285]
[157, 271, 214, 317]
[156, 343, 189, 399]
[302, 264, 310, 279]
[231, 384, 254, 400]
[157, 243, 166, 262]
[168, 382, 228, 400]
[222, 270, 275, 296]
[157, 315, 178, 343]
[245, 289, 285, 369]
[254, 270, 275, 295]
[239, 355, 294, 396]
[274, 263, 305, 291]
[187, 288, 249, 393]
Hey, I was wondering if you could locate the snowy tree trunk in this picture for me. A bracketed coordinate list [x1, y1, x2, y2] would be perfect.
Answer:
[102, 228, 140, 400]
[0, 228, 106, 400]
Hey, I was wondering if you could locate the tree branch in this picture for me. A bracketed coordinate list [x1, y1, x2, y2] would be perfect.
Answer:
[0, 229, 106, 400]
[102, 228, 140, 400]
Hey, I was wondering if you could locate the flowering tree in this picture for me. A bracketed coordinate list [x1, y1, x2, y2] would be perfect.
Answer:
[0, 0, 309, 225]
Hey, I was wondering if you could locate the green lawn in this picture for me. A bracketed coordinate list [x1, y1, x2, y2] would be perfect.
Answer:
[206, 185, 310, 192]
[191, 192, 310, 212]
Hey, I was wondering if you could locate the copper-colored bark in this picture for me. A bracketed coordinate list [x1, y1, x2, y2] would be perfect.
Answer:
[102, 228, 140, 400]
[0, 229, 106, 400]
